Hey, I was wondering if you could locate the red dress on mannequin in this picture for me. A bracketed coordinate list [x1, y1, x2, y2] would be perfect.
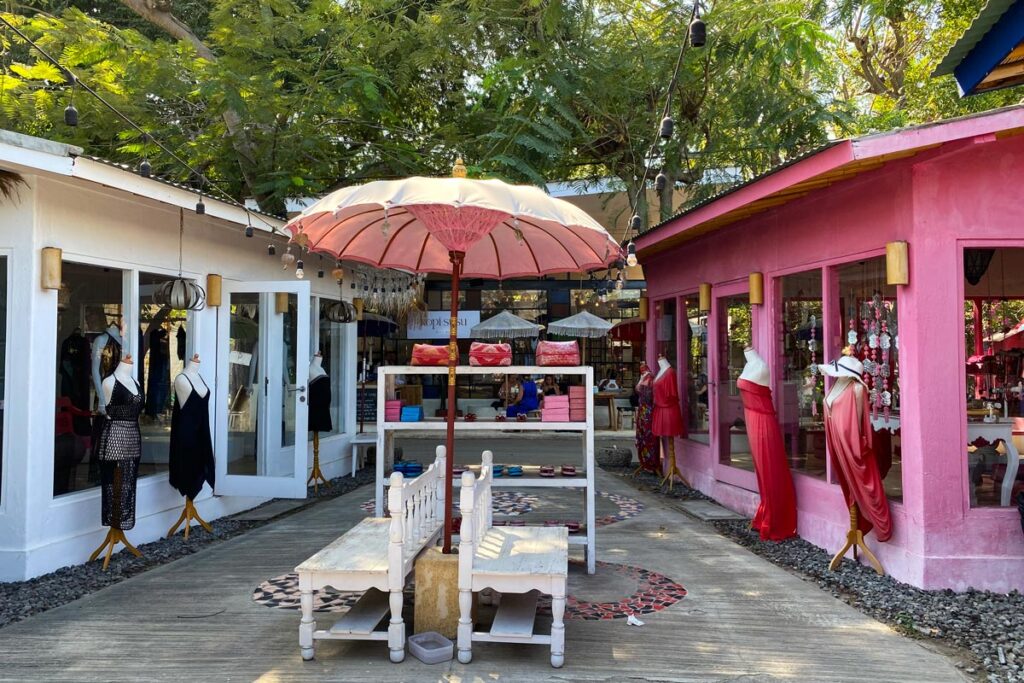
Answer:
[737, 379, 798, 541]
[824, 382, 892, 542]
[652, 368, 685, 437]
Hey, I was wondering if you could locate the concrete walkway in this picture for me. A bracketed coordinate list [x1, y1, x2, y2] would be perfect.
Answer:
[0, 468, 964, 682]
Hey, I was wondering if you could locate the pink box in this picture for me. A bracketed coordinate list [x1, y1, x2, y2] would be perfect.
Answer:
[568, 386, 585, 396]
[544, 396, 569, 407]
[542, 410, 571, 421]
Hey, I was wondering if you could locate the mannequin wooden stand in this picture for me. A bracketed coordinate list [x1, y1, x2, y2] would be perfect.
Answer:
[89, 528, 141, 571]
[307, 432, 328, 494]
[659, 438, 690, 490]
[828, 503, 884, 575]
[167, 498, 213, 540]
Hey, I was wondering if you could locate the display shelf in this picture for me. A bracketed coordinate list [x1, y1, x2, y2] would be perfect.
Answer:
[375, 364, 596, 574]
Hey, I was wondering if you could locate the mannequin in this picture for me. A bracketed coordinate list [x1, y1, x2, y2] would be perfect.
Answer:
[820, 354, 892, 575]
[92, 323, 123, 414]
[632, 363, 659, 476]
[89, 353, 144, 570]
[307, 352, 331, 493]
[652, 354, 688, 489]
[736, 347, 798, 541]
[167, 354, 215, 540]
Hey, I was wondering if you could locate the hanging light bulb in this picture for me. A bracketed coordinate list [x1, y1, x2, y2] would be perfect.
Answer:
[616, 271, 625, 290]
[195, 197, 205, 215]
[281, 247, 296, 269]
[139, 159, 151, 178]
[655, 171, 667, 192]
[63, 71, 78, 126]
[244, 225, 254, 238]
[629, 214, 642, 233]
[295, 259, 305, 279]
[689, 15, 707, 48]
[659, 116, 674, 140]
[331, 261, 344, 282]
[626, 241, 638, 268]
[268, 244, 276, 256]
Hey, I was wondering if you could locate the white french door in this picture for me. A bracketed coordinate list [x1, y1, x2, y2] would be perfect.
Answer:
[215, 280, 310, 498]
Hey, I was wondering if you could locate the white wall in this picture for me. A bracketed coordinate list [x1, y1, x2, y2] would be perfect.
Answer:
[0, 170, 358, 580]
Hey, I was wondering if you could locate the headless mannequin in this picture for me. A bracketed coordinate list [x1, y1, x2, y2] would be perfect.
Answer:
[167, 353, 214, 540]
[174, 354, 209, 406]
[307, 352, 328, 493]
[656, 355, 671, 380]
[101, 356, 139, 407]
[93, 324, 124, 414]
[89, 353, 143, 570]
[739, 346, 770, 386]
[825, 376, 862, 409]
[654, 354, 689, 489]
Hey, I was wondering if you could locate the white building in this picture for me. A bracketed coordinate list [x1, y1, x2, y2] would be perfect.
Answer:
[0, 130, 359, 581]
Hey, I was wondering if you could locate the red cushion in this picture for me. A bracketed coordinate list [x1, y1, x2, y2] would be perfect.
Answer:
[411, 344, 449, 366]
[536, 340, 580, 366]
[468, 341, 512, 367]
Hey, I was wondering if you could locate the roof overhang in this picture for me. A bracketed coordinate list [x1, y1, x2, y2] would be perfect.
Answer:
[934, 0, 1024, 96]
[636, 106, 1024, 259]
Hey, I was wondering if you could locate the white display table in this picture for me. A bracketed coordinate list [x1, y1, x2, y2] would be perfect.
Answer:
[375, 365, 596, 573]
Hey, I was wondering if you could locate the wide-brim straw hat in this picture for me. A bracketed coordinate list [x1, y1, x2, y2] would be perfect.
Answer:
[818, 356, 867, 384]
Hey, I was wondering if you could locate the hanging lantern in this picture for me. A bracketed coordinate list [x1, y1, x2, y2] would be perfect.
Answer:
[195, 197, 205, 215]
[281, 247, 296, 269]
[629, 214, 642, 233]
[324, 300, 356, 323]
[139, 159, 151, 178]
[626, 241, 638, 268]
[153, 278, 206, 311]
[659, 116, 674, 140]
[294, 231, 309, 248]
[689, 17, 707, 48]
[64, 104, 78, 127]
[655, 171, 667, 192]
[332, 262, 345, 282]
[268, 244, 276, 256]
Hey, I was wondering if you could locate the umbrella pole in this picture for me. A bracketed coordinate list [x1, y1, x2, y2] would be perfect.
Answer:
[443, 251, 465, 553]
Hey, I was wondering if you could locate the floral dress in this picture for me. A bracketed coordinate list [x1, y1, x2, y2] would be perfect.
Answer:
[635, 377, 659, 473]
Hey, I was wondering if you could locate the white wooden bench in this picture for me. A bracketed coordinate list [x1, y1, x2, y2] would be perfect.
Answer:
[457, 451, 570, 668]
[296, 446, 445, 663]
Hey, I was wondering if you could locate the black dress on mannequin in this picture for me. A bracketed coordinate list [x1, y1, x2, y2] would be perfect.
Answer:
[308, 374, 333, 433]
[96, 380, 143, 530]
[146, 327, 171, 417]
[169, 376, 215, 500]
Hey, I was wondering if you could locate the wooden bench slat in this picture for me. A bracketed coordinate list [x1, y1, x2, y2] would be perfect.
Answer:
[473, 527, 569, 577]
[296, 518, 391, 574]
[489, 591, 539, 639]
[329, 588, 391, 635]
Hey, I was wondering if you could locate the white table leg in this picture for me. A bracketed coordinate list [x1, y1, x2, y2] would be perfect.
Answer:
[1001, 437, 1021, 507]
[388, 587, 405, 663]
[457, 586, 473, 664]
[299, 585, 315, 661]
[351, 443, 358, 479]
[550, 584, 566, 668]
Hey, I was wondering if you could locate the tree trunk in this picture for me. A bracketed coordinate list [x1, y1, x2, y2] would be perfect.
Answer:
[115, 0, 265, 207]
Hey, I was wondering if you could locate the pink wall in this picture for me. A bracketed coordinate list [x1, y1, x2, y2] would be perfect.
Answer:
[640, 131, 1024, 592]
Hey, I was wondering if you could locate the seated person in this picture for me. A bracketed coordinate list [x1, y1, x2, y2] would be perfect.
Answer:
[507, 378, 539, 417]
[540, 375, 561, 396]
[492, 375, 522, 412]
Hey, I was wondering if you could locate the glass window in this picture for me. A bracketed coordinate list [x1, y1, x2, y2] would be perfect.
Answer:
[570, 289, 641, 390]
[963, 248, 1024, 508]
[315, 298, 346, 437]
[777, 270, 825, 479]
[655, 298, 677, 364]
[717, 294, 753, 471]
[0, 257, 6, 502]
[138, 272, 192, 479]
[54, 262, 124, 496]
[836, 256, 901, 501]
[684, 295, 710, 444]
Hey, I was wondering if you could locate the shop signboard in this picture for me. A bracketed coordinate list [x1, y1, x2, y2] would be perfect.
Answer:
[406, 310, 481, 340]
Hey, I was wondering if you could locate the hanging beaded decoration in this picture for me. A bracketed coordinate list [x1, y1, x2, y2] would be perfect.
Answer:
[808, 314, 819, 418]
[879, 306, 892, 422]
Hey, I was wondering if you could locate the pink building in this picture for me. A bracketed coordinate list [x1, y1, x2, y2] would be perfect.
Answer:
[637, 105, 1024, 592]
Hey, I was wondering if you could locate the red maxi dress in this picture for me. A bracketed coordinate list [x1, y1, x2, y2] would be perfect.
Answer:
[737, 379, 798, 541]
[823, 382, 892, 542]
[652, 368, 685, 437]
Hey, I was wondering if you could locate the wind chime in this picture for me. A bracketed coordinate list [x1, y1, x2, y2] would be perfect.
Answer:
[844, 276, 899, 422]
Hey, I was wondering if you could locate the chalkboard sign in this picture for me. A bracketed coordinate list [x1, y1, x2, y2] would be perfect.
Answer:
[357, 386, 377, 423]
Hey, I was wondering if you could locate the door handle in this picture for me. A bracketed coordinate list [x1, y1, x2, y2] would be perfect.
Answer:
[297, 385, 306, 393]
[264, 377, 268, 397]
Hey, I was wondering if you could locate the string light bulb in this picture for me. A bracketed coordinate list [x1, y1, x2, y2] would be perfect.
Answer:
[659, 116, 674, 140]
[655, 171, 667, 192]
[626, 241, 638, 268]
[629, 214, 642, 232]
[64, 75, 78, 126]
[332, 261, 344, 282]
[295, 259, 305, 279]
[195, 196, 205, 215]
[139, 159, 151, 178]
[268, 244, 276, 256]
[689, 15, 707, 48]
[616, 271, 625, 290]
[281, 247, 296, 269]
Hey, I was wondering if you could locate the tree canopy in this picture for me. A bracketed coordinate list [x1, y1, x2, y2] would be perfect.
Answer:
[1, 0, 1019, 220]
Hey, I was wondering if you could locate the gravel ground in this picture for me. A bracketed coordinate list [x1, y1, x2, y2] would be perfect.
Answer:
[611, 466, 1024, 683]
[0, 469, 374, 630]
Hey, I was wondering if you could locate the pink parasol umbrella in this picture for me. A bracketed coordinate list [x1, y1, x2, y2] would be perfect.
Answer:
[284, 160, 620, 551]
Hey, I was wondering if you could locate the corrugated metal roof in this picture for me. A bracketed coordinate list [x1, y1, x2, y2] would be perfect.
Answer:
[934, 0, 1019, 76]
